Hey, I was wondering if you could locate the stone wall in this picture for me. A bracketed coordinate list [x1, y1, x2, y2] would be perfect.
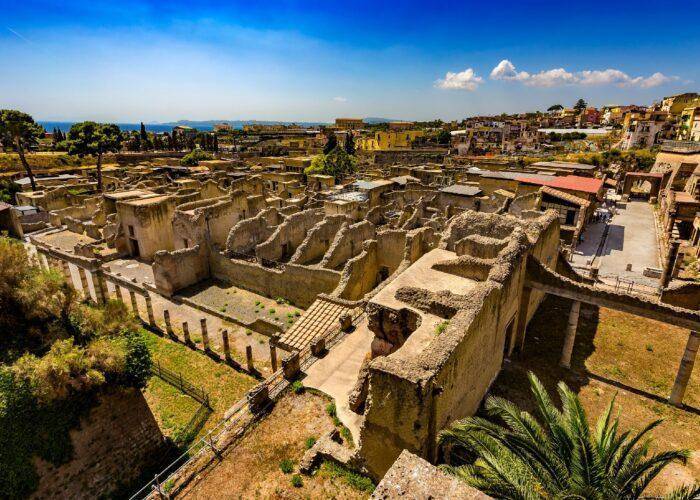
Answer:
[211, 252, 341, 308]
[289, 215, 347, 265]
[225, 207, 280, 255]
[255, 209, 325, 262]
[153, 244, 210, 296]
[321, 220, 376, 270]
[358, 211, 561, 479]
[31, 388, 167, 499]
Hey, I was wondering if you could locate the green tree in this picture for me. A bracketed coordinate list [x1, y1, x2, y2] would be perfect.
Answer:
[574, 99, 588, 113]
[139, 122, 147, 142]
[305, 147, 357, 180]
[439, 372, 697, 499]
[65, 122, 122, 191]
[344, 132, 356, 155]
[323, 132, 338, 154]
[436, 130, 452, 145]
[0, 110, 44, 191]
[548, 104, 564, 112]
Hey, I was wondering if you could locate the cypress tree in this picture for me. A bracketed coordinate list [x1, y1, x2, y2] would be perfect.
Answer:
[323, 132, 338, 155]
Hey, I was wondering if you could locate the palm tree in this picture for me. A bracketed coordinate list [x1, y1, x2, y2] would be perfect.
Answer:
[439, 372, 699, 499]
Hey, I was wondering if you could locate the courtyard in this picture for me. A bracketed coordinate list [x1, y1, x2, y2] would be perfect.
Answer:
[487, 295, 700, 495]
[572, 200, 662, 290]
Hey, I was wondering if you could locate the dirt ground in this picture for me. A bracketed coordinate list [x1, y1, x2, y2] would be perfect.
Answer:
[180, 279, 303, 332]
[180, 392, 370, 499]
[488, 295, 700, 495]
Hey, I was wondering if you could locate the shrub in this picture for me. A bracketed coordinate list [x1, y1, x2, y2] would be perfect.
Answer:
[321, 461, 374, 493]
[180, 149, 212, 166]
[279, 458, 294, 474]
[291, 474, 303, 488]
[304, 436, 317, 449]
[122, 331, 152, 389]
[435, 321, 450, 335]
[291, 380, 304, 394]
[326, 401, 336, 418]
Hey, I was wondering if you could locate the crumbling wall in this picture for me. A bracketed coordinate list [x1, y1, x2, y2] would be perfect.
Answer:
[358, 211, 561, 479]
[289, 215, 346, 265]
[335, 240, 380, 300]
[376, 229, 407, 274]
[255, 209, 324, 262]
[321, 220, 376, 270]
[508, 191, 541, 217]
[153, 244, 210, 296]
[225, 208, 280, 256]
[211, 252, 341, 308]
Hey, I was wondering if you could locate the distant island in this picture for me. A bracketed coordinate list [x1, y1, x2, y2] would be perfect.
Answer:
[38, 117, 398, 133]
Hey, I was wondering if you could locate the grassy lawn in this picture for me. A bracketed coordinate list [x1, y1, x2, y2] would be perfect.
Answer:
[142, 331, 258, 447]
[179, 391, 373, 499]
[487, 295, 700, 495]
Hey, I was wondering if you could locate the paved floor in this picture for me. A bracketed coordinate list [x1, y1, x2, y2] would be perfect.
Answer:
[597, 201, 661, 287]
[303, 317, 374, 443]
[573, 201, 661, 288]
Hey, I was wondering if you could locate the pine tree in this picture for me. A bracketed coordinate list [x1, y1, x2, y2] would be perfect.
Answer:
[574, 99, 587, 113]
[139, 122, 147, 141]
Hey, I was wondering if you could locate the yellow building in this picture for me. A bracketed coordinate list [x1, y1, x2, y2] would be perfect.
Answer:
[660, 93, 700, 116]
[358, 130, 424, 150]
[335, 118, 365, 130]
[678, 107, 700, 141]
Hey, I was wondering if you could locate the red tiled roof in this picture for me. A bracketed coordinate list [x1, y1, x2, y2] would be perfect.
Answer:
[519, 175, 604, 194]
[540, 186, 590, 208]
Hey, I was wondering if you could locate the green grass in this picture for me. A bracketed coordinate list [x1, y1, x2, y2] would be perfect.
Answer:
[142, 331, 258, 445]
[435, 320, 450, 335]
[319, 461, 375, 493]
[279, 459, 294, 474]
[304, 436, 317, 449]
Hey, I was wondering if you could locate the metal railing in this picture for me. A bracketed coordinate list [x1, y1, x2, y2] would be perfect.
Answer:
[129, 307, 365, 499]
[152, 361, 211, 409]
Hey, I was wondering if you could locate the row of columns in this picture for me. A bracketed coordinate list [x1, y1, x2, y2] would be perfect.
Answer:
[36, 251, 282, 376]
[556, 297, 698, 408]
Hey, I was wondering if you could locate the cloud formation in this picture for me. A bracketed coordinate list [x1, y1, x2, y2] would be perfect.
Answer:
[435, 68, 483, 91]
[489, 59, 676, 88]
[332, 96, 348, 102]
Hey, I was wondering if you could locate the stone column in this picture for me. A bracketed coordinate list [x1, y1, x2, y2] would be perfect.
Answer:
[669, 330, 700, 407]
[514, 286, 532, 354]
[78, 267, 92, 302]
[164, 310, 174, 337]
[200, 318, 211, 351]
[559, 300, 581, 369]
[269, 341, 278, 372]
[182, 322, 192, 344]
[659, 240, 680, 292]
[282, 352, 300, 381]
[145, 293, 156, 327]
[246, 345, 254, 372]
[129, 290, 139, 318]
[60, 259, 72, 284]
[221, 329, 232, 361]
[92, 271, 107, 305]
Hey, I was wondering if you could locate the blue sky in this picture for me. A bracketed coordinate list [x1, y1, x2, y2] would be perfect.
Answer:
[1, 0, 698, 122]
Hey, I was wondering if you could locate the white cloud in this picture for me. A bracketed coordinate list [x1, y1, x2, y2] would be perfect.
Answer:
[489, 59, 530, 82]
[332, 96, 348, 102]
[435, 68, 483, 91]
[490, 60, 676, 88]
